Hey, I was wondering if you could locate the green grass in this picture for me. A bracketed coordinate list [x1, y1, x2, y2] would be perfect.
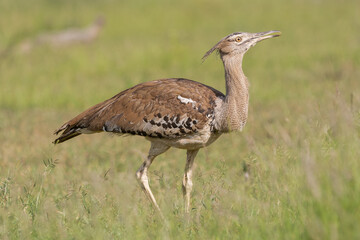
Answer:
[1, 0, 360, 239]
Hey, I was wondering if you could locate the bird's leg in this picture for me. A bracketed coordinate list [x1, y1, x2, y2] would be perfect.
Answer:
[136, 142, 169, 214]
[136, 156, 160, 210]
[182, 149, 199, 214]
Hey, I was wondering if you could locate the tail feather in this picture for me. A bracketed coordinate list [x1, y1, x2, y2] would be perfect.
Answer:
[53, 130, 81, 144]
[53, 124, 68, 135]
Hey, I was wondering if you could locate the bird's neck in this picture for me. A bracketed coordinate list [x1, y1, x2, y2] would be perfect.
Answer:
[86, 23, 102, 38]
[221, 53, 249, 132]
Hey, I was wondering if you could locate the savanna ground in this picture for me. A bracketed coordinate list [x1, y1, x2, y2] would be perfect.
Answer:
[0, 0, 359, 239]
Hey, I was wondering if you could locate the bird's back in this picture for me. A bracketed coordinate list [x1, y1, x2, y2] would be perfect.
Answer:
[54, 78, 225, 144]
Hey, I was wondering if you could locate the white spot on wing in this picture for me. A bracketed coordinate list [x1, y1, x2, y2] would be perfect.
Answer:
[177, 95, 196, 108]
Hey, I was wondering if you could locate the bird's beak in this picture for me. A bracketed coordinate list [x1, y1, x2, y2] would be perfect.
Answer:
[253, 30, 281, 43]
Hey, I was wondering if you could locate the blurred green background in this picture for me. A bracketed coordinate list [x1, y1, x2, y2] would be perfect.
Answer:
[0, 0, 359, 239]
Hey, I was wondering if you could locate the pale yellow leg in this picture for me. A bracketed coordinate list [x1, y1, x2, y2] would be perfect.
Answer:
[182, 149, 199, 214]
[136, 142, 169, 217]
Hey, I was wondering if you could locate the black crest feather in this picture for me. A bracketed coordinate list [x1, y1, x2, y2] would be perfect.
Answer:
[202, 32, 241, 61]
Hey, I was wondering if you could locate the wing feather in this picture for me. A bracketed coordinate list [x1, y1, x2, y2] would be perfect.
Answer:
[54, 78, 224, 143]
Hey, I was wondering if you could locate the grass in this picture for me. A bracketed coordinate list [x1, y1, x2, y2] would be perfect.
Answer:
[1, 0, 360, 239]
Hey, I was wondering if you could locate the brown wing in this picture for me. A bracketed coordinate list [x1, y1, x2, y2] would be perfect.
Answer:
[53, 78, 224, 144]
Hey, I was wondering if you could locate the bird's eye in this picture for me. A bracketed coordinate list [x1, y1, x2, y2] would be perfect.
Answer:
[235, 37, 242, 42]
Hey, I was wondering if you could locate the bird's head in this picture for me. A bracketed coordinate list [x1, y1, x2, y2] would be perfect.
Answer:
[202, 31, 281, 60]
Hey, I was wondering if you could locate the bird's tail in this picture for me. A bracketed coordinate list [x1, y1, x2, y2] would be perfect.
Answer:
[53, 127, 82, 144]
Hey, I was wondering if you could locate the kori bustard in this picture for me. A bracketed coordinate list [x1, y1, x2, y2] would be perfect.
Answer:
[53, 31, 281, 214]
